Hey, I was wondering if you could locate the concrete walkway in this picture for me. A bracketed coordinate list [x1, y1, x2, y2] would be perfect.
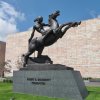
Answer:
[85, 82, 100, 87]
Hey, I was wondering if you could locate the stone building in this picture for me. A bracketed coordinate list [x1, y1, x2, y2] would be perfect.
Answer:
[0, 41, 6, 77]
[5, 18, 100, 78]
[0, 41, 6, 64]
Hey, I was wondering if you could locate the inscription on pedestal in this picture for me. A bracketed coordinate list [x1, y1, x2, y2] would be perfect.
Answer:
[27, 78, 51, 85]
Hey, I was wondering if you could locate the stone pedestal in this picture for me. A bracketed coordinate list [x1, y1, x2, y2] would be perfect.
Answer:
[13, 64, 88, 100]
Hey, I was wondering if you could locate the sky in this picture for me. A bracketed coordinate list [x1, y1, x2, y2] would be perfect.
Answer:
[0, 0, 100, 41]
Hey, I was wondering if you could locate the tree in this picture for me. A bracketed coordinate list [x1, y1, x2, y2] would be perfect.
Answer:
[0, 60, 12, 77]
[16, 55, 24, 69]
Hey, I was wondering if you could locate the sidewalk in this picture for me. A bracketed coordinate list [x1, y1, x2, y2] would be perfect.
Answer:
[85, 81, 100, 87]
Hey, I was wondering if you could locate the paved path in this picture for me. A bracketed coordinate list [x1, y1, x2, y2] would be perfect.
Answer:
[85, 82, 100, 87]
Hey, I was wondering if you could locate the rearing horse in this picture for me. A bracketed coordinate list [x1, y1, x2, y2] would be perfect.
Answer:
[23, 11, 81, 66]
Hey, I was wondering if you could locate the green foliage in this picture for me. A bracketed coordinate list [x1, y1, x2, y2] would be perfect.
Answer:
[83, 77, 92, 80]
[3, 78, 13, 83]
[83, 77, 100, 81]
[0, 60, 12, 77]
[3, 77, 13, 83]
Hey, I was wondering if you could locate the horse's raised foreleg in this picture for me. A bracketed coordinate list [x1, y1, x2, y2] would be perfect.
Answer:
[54, 22, 72, 34]
[58, 22, 72, 30]
[59, 25, 72, 38]
[60, 22, 81, 38]
[62, 25, 72, 33]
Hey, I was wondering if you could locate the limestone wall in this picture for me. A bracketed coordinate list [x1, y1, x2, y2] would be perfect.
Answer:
[5, 18, 100, 78]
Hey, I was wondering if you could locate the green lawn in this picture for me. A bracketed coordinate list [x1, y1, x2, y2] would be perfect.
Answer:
[86, 87, 100, 100]
[0, 82, 100, 100]
[0, 82, 64, 100]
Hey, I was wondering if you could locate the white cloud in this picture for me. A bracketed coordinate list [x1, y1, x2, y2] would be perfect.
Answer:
[0, 1, 25, 41]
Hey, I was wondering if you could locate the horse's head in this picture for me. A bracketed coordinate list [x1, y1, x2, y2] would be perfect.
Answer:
[48, 10, 60, 29]
[49, 10, 60, 19]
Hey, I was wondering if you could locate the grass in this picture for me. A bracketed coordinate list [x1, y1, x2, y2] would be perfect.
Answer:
[86, 87, 100, 100]
[0, 82, 64, 100]
[0, 82, 100, 100]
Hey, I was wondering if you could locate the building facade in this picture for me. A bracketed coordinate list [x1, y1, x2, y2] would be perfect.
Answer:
[5, 18, 100, 78]
[0, 41, 6, 64]
[0, 41, 6, 77]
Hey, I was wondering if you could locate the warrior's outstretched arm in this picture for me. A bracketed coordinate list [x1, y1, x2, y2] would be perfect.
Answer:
[28, 26, 35, 43]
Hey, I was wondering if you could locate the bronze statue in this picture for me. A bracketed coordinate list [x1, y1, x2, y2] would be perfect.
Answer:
[23, 10, 81, 67]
